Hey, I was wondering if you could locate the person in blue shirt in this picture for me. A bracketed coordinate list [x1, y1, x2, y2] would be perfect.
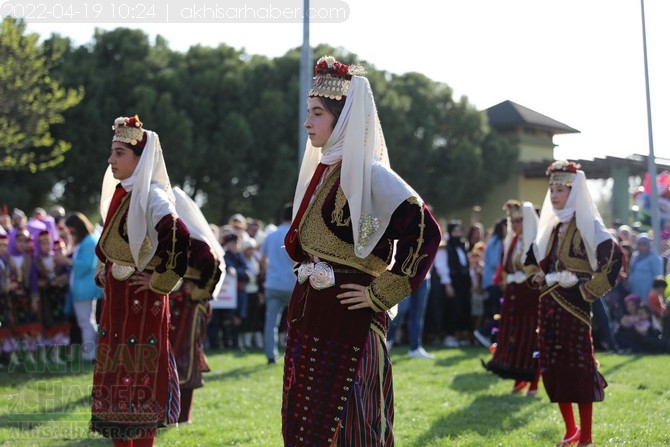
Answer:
[260, 203, 296, 364]
[627, 233, 663, 303]
[64, 212, 103, 362]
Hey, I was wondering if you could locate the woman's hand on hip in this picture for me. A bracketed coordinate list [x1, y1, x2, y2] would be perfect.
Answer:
[337, 283, 371, 310]
[130, 271, 152, 293]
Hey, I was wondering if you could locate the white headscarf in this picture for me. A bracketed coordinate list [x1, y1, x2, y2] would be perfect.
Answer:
[172, 186, 226, 298]
[521, 202, 539, 264]
[100, 130, 175, 270]
[502, 201, 538, 265]
[534, 170, 614, 270]
[292, 76, 418, 258]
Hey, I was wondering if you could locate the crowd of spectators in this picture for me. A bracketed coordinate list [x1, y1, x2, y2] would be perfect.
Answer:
[0, 205, 288, 371]
[2, 201, 669, 371]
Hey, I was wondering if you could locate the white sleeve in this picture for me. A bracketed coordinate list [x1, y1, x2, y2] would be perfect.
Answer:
[148, 185, 176, 228]
[433, 248, 451, 285]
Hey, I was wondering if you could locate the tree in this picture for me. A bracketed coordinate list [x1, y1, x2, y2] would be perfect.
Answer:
[0, 17, 83, 174]
[24, 31, 518, 225]
[47, 27, 167, 217]
[374, 71, 519, 215]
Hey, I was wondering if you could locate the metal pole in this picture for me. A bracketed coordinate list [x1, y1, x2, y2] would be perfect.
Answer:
[640, 0, 661, 252]
[298, 0, 312, 167]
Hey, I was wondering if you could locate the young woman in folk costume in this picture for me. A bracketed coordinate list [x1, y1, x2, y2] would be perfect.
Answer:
[168, 186, 225, 424]
[6, 228, 41, 366]
[483, 200, 541, 396]
[282, 56, 442, 447]
[34, 230, 71, 366]
[524, 161, 623, 447]
[91, 115, 190, 447]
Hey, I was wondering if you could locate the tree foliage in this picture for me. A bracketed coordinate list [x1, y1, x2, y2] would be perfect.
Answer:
[4, 28, 518, 225]
[0, 17, 83, 174]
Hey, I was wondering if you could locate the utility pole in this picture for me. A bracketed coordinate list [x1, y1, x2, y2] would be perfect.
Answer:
[640, 0, 661, 252]
[298, 0, 312, 166]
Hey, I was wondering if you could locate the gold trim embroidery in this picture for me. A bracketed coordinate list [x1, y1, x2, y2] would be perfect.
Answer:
[582, 241, 618, 299]
[368, 271, 412, 311]
[299, 171, 389, 276]
[544, 286, 591, 326]
[150, 270, 181, 294]
[331, 187, 351, 227]
[556, 220, 592, 274]
[400, 201, 427, 278]
[99, 193, 155, 267]
[165, 215, 183, 271]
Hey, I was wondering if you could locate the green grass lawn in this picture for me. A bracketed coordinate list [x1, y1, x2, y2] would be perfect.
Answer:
[1, 345, 669, 446]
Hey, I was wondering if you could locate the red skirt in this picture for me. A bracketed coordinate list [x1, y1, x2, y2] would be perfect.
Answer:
[90, 272, 180, 440]
[538, 287, 607, 403]
[168, 294, 211, 390]
[484, 280, 539, 382]
[282, 270, 392, 447]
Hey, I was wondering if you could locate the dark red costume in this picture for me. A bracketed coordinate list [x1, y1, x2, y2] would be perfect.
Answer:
[168, 238, 221, 423]
[91, 185, 189, 440]
[282, 165, 440, 446]
[525, 219, 622, 403]
[484, 234, 539, 382]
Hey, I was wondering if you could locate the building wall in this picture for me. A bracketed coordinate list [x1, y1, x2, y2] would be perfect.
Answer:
[449, 126, 554, 236]
[516, 127, 555, 162]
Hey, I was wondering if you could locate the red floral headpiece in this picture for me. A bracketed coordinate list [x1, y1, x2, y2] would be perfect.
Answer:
[546, 160, 580, 186]
[310, 56, 365, 100]
[545, 160, 580, 175]
[112, 114, 146, 149]
[314, 56, 351, 76]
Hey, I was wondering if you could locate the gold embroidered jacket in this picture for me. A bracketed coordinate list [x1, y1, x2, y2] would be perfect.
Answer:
[524, 218, 623, 324]
[96, 188, 190, 294]
[288, 166, 441, 311]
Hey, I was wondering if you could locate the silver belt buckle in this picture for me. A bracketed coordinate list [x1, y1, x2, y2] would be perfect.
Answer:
[297, 261, 335, 290]
[111, 263, 136, 281]
[509, 271, 526, 284]
[297, 262, 315, 284]
[545, 271, 578, 288]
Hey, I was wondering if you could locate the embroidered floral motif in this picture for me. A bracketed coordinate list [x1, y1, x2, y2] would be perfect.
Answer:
[331, 188, 351, 227]
[151, 300, 162, 316]
[356, 213, 380, 255]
